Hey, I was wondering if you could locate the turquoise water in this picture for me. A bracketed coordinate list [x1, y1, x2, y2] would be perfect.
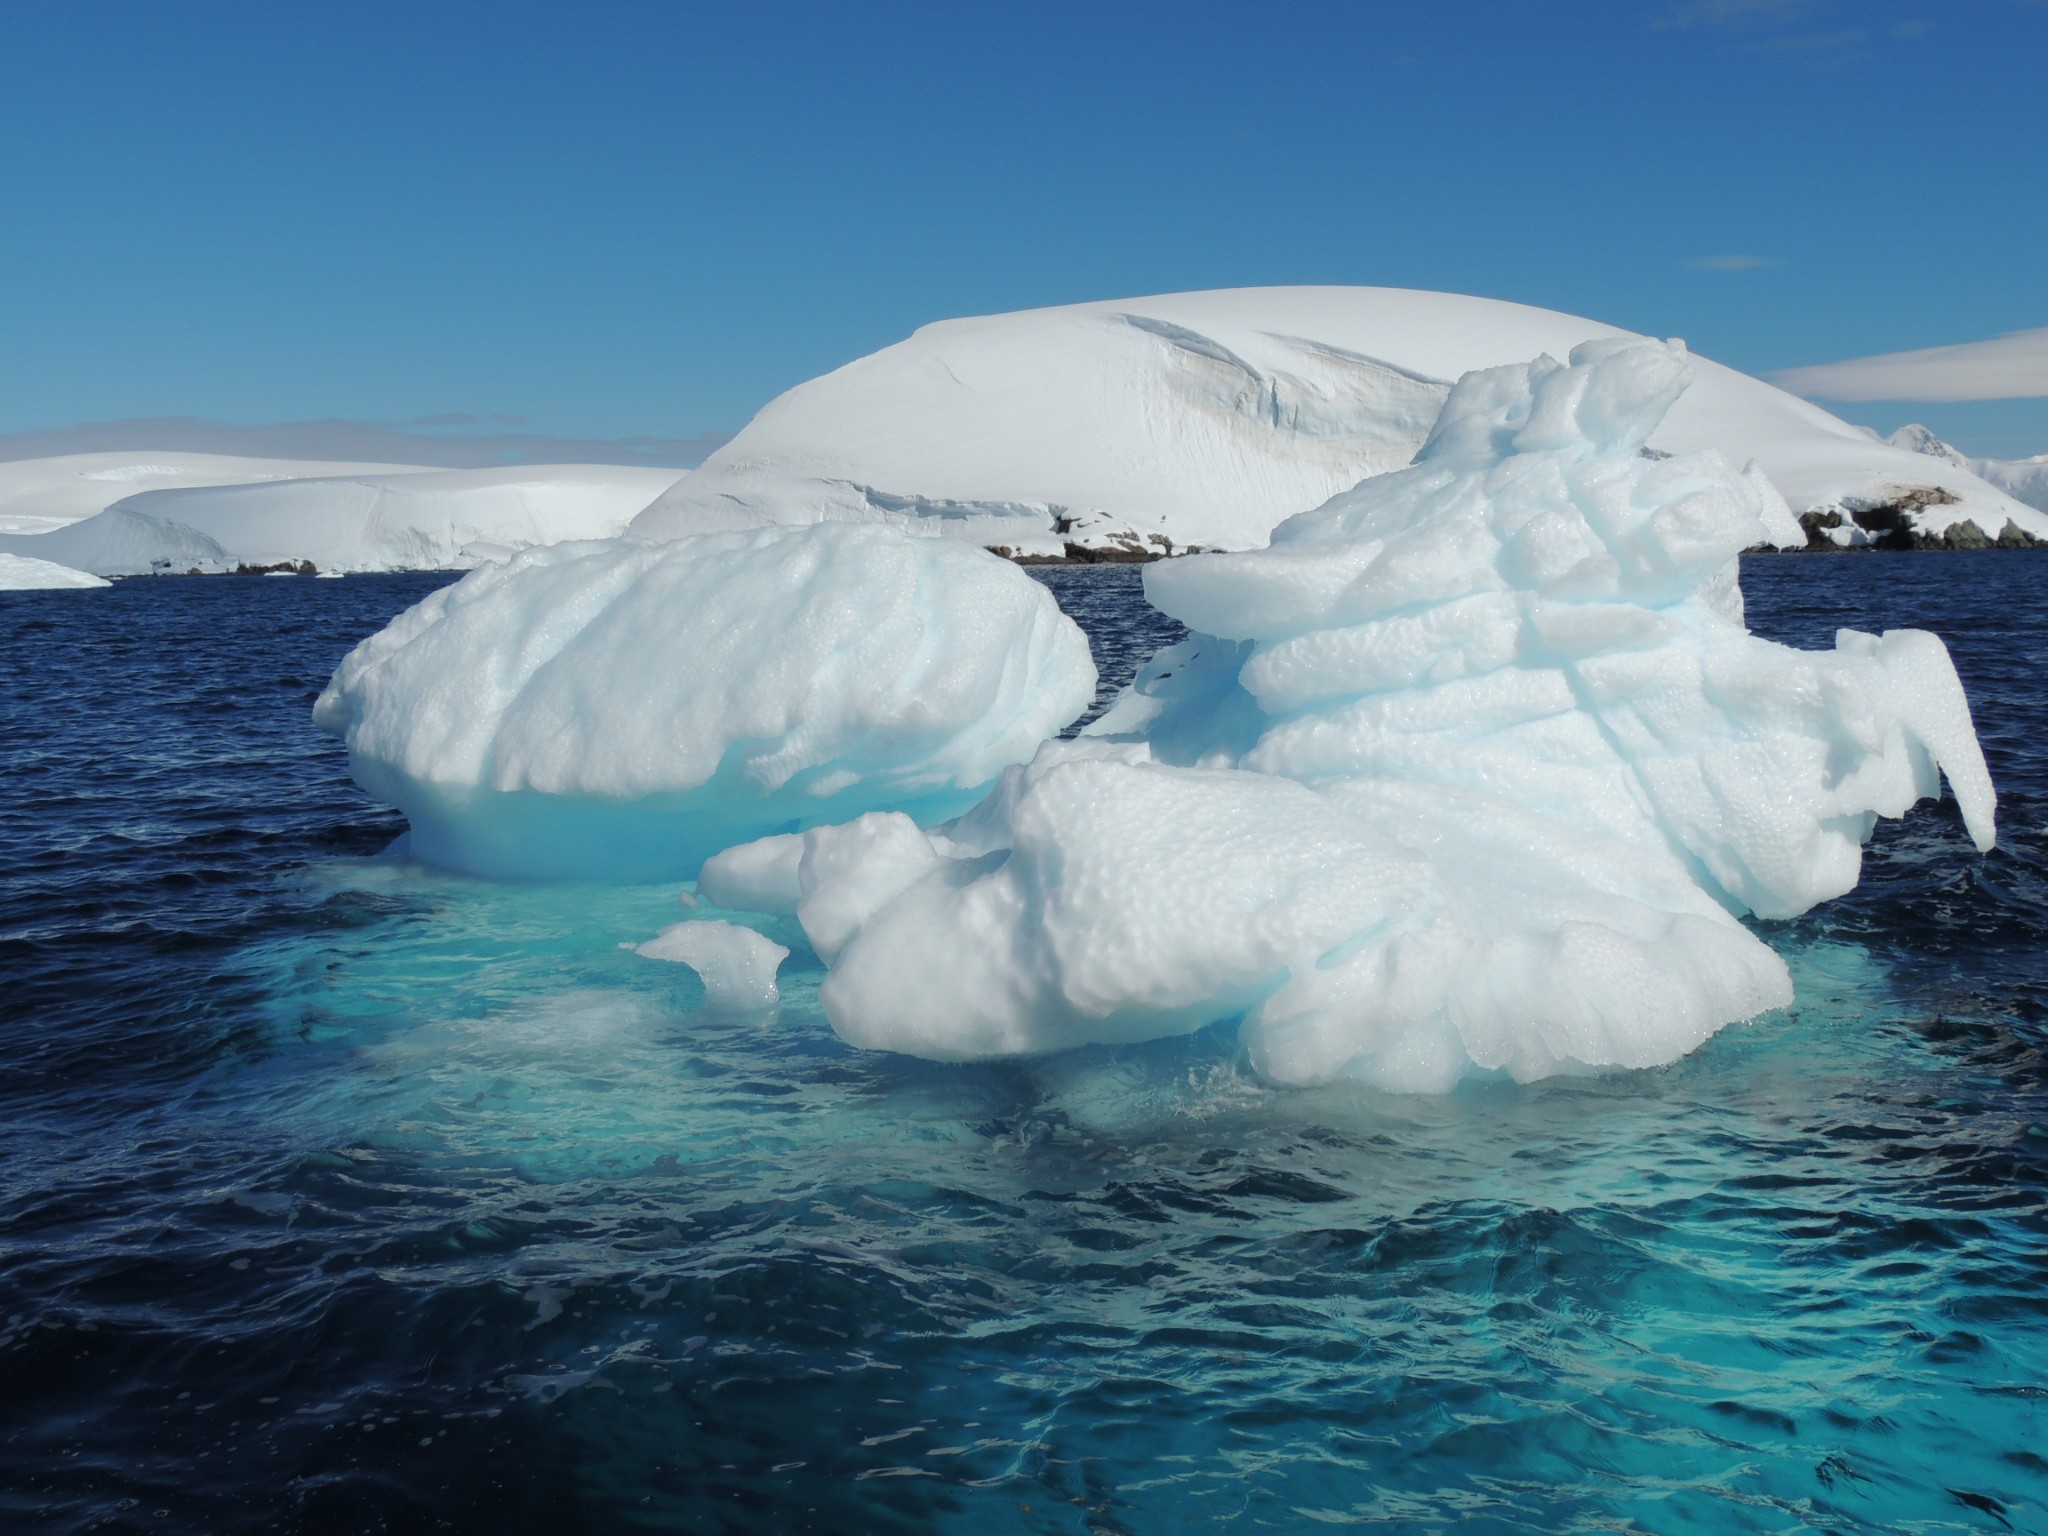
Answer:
[2, 559, 2044, 1532]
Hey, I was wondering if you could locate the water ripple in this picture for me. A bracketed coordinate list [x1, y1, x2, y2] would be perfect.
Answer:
[1, 560, 2045, 1532]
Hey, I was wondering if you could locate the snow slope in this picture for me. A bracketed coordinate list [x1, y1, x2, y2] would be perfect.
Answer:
[0, 552, 110, 589]
[633, 287, 2048, 554]
[1881, 424, 2048, 525]
[0, 451, 433, 536]
[1976, 456, 2048, 513]
[0, 465, 686, 575]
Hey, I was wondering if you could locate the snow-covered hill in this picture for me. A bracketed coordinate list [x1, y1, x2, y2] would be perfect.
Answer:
[1976, 456, 2048, 514]
[0, 451, 434, 536]
[0, 464, 687, 575]
[633, 287, 2048, 556]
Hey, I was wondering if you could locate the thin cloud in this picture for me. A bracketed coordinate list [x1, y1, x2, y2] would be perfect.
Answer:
[1658, 0, 1816, 27]
[0, 416, 731, 469]
[1687, 255, 1780, 271]
[1771, 327, 2048, 402]
[1753, 26, 1870, 51]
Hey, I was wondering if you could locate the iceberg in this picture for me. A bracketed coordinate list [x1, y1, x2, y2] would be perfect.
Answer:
[314, 521, 1096, 880]
[632, 919, 788, 1014]
[633, 287, 2048, 557]
[722, 340, 1997, 1090]
[0, 552, 110, 590]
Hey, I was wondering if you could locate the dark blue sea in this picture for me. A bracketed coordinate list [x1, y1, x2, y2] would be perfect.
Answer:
[2, 557, 2044, 1534]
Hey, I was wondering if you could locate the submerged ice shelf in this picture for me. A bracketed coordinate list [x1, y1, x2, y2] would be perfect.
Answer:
[321, 340, 1998, 1091]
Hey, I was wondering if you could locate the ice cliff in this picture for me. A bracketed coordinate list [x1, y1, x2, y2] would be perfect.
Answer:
[708, 340, 1997, 1090]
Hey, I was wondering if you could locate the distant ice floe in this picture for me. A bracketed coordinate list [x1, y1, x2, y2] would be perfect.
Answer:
[0, 552, 110, 590]
[708, 340, 1997, 1090]
[314, 521, 1096, 881]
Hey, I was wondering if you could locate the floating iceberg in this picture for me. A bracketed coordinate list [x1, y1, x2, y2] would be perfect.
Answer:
[315, 521, 1096, 880]
[720, 340, 1997, 1090]
[632, 919, 788, 1013]
[0, 552, 110, 590]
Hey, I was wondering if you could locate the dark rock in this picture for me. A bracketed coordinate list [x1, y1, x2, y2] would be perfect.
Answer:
[1997, 519, 2045, 549]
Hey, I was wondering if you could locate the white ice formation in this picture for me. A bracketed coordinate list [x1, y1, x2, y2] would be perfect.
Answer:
[632, 920, 789, 1013]
[1973, 455, 2048, 515]
[314, 521, 1096, 881]
[0, 451, 435, 536]
[720, 340, 1998, 1091]
[0, 463, 684, 576]
[0, 552, 111, 590]
[634, 287, 2047, 557]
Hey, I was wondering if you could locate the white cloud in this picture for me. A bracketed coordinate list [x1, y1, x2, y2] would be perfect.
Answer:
[1687, 254, 1779, 271]
[1771, 328, 2048, 402]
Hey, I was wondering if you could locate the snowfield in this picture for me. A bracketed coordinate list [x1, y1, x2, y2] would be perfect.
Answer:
[1963, 454, 2048, 515]
[634, 286, 2048, 556]
[0, 552, 110, 590]
[0, 451, 434, 536]
[0, 464, 685, 575]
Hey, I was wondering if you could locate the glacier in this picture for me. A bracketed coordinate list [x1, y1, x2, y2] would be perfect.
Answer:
[314, 521, 1097, 881]
[707, 340, 1998, 1090]
[0, 450, 436, 537]
[633, 287, 2048, 557]
[0, 462, 684, 576]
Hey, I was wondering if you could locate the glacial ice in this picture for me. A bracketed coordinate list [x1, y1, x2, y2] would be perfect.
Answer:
[0, 462, 682, 576]
[632, 920, 788, 1013]
[0, 552, 111, 590]
[314, 521, 1097, 881]
[719, 340, 1998, 1090]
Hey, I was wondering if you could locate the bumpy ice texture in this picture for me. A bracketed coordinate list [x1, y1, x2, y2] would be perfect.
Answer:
[633, 920, 789, 1013]
[314, 522, 1097, 880]
[724, 340, 1997, 1091]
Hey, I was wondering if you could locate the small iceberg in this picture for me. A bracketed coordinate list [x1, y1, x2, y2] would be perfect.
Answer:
[314, 521, 1097, 880]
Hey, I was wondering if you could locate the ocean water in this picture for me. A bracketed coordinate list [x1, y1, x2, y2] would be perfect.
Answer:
[1, 557, 2044, 1534]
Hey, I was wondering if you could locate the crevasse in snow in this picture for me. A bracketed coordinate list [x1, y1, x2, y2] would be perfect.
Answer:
[314, 521, 1097, 881]
[724, 340, 1997, 1090]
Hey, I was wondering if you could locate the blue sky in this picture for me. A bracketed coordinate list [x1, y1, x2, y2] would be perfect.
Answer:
[1, 0, 2043, 461]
